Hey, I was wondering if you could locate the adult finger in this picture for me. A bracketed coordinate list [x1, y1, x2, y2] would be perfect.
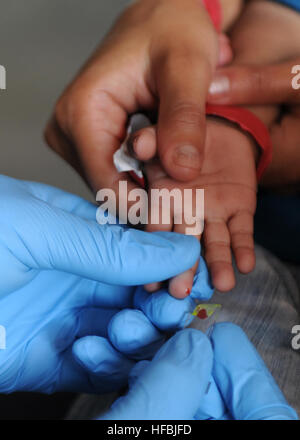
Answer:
[108, 309, 165, 360]
[134, 286, 195, 332]
[99, 329, 213, 420]
[208, 59, 300, 105]
[153, 32, 218, 182]
[4, 193, 200, 285]
[69, 336, 134, 393]
[210, 323, 298, 420]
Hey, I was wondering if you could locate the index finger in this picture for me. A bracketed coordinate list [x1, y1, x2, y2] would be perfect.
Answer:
[208, 59, 300, 106]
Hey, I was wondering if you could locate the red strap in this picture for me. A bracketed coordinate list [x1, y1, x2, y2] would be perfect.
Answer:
[206, 104, 273, 181]
[202, 0, 222, 32]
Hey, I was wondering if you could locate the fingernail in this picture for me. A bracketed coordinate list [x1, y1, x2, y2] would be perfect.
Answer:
[209, 76, 230, 96]
[173, 145, 202, 169]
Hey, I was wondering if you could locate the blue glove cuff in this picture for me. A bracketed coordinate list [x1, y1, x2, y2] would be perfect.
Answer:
[245, 403, 299, 420]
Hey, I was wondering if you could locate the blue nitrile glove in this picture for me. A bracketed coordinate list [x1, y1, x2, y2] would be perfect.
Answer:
[74, 245, 214, 368]
[0, 175, 200, 394]
[97, 324, 298, 420]
[133, 256, 214, 332]
[76, 242, 214, 370]
[205, 323, 299, 420]
[99, 329, 214, 420]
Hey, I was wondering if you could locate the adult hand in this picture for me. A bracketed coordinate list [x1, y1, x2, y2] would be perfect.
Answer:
[208, 58, 300, 186]
[97, 324, 298, 420]
[45, 0, 223, 195]
[0, 175, 200, 393]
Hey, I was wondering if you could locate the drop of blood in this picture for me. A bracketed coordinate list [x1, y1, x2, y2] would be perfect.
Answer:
[197, 309, 208, 320]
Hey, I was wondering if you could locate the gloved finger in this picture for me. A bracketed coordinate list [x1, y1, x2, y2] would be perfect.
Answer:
[191, 256, 214, 301]
[209, 323, 299, 420]
[108, 309, 165, 360]
[195, 375, 229, 420]
[10, 195, 200, 284]
[134, 286, 195, 332]
[21, 180, 97, 221]
[89, 283, 135, 309]
[134, 257, 214, 332]
[100, 329, 213, 420]
[71, 336, 135, 393]
[76, 307, 119, 339]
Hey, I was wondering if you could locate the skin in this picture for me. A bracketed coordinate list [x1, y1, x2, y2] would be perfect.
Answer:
[209, 0, 300, 188]
[45, 0, 219, 192]
[139, 119, 258, 296]
[208, 57, 300, 187]
[45, 0, 300, 297]
[131, 0, 300, 296]
[44, 0, 243, 298]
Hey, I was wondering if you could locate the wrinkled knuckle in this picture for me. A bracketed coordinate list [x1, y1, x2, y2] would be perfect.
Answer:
[253, 69, 268, 95]
[170, 101, 204, 128]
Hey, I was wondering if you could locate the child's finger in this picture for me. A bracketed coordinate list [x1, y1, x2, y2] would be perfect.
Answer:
[168, 262, 199, 300]
[143, 160, 174, 293]
[228, 210, 255, 274]
[204, 219, 235, 292]
[144, 216, 173, 293]
[128, 126, 157, 162]
[169, 222, 201, 299]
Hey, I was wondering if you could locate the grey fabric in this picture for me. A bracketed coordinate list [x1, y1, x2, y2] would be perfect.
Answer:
[67, 245, 300, 420]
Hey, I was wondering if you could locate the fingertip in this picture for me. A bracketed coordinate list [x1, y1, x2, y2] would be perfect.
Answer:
[72, 336, 104, 371]
[168, 269, 194, 299]
[144, 282, 161, 292]
[108, 309, 162, 358]
[235, 249, 256, 274]
[132, 127, 157, 161]
[210, 263, 235, 292]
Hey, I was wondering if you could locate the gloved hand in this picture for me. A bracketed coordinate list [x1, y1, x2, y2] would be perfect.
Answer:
[97, 324, 298, 420]
[0, 175, 201, 394]
[74, 256, 214, 367]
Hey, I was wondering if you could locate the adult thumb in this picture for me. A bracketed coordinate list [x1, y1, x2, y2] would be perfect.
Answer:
[99, 329, 213, 420]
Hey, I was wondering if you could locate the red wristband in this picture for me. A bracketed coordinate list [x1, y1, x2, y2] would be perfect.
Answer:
[206, 104, 273, 181]
[202, 0, 222, 32]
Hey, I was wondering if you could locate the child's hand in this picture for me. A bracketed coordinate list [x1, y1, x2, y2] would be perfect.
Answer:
[131, 118, 258, 297]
